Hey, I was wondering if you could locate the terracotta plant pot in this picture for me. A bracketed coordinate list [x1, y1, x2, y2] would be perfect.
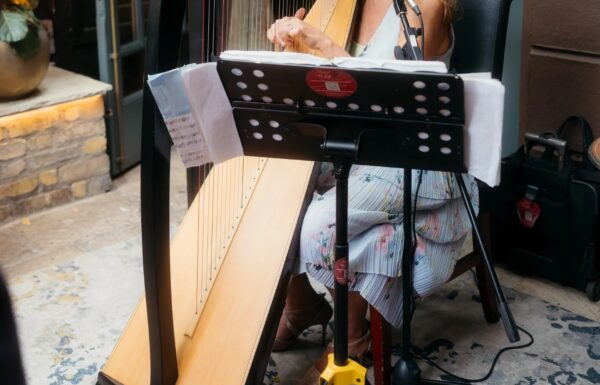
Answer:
[0, 27, 50, 100]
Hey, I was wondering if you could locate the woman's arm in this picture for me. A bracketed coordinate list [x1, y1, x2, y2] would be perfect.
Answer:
[266, 8, 351, 59]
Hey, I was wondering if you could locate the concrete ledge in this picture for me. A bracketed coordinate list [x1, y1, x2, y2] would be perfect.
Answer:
[0, 65, 112, 118]
[0, 67, 112, 223]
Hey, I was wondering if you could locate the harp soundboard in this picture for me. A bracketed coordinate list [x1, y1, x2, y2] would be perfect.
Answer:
[98, 1, 357, 385]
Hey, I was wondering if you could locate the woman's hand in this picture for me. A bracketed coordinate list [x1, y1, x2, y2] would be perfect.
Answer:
[267, 8, 347, 58]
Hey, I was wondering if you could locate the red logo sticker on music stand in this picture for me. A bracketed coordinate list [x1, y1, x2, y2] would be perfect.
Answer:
[334, 257, 349, 285]
[306, 69, 357, 99]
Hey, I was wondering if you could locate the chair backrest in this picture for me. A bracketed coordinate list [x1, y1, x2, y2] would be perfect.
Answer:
[450, 0, 513, 80]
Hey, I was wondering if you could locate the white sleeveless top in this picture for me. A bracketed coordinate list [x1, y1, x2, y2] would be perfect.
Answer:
[349, 5, 454, 67]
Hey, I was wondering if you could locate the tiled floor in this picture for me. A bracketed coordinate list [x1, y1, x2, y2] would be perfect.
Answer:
[3, 155, 597, 320]
[1, 154, 599, 385]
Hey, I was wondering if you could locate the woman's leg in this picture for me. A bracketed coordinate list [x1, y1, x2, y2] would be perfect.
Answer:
[347, 291, 369, 341]
[274, 274, 370, 358]
[274, 273, 333, 350]
[285, 273, 324, 309]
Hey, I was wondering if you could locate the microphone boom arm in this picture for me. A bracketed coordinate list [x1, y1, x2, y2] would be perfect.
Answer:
[393, 0, 423, 61]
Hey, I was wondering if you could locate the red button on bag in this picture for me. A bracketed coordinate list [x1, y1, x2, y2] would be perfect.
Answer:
[516, 198, 541, 228]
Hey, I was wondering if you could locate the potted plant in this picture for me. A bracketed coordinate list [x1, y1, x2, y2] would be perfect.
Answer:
[0, 0, 50, 99]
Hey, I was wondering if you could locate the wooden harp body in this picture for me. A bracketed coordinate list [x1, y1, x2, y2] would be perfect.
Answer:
[98, 1, 357, 385]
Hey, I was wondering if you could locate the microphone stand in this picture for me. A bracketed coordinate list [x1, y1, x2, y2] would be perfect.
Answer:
[391, 3, 426, 384]
[393, 0, 423, 61]
[390, 2, 520, 385]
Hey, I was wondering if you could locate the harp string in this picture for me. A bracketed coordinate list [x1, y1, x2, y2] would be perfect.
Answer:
[189, 0, 331, 333]
[191, 0, 273, 323]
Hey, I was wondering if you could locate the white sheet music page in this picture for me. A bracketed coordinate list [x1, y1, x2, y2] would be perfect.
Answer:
[181, 62, 243, 164]
[220, 50, 331, 66]
[147, 67, 211, 167]
[332, 57, 447, 73]
[220, 50, 447, 73]
[460, 72, 504, 187]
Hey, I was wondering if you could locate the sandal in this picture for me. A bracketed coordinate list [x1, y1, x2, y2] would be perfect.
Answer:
[325, 328, 373, 368]
[273, 293, 333, 352]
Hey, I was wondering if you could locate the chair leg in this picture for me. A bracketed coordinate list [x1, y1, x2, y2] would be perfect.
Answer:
[370, 305, 391, 385]
[473, 211, 500, 323]
[475, 262, 500, 323]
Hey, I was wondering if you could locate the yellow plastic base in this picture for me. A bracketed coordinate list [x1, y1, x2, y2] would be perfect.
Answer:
[319, 353, 367, 385]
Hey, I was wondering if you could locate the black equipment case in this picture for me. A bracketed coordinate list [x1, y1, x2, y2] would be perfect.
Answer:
[493, 116, 600, 301]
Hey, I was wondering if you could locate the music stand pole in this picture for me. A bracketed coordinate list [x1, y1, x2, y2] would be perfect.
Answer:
[333, 159, 351, 365]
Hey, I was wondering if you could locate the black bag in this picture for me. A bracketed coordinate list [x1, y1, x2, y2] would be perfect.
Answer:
[493, 116, 600, 301]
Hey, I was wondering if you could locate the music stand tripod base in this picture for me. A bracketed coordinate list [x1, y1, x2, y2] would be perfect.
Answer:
[320, 353, 368, 385]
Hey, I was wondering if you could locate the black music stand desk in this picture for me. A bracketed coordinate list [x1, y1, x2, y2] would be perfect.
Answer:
[217, 58, 519, 385]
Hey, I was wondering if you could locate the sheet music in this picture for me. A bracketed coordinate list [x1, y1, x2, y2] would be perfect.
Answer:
[220, 50, 448, 73]
[147, 64, 244, 167]
[219, 50, 331, 66]
[461, 72, 504, 187]
[330, 57, 447, 73]
[148, 68, 211, 167]
[181, 63, 243, 164]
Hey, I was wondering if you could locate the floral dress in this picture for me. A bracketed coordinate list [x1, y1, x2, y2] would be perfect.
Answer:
[298, 6, 478, 328]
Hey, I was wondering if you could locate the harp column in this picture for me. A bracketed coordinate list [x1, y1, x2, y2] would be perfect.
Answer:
[141, 0, 187, 384]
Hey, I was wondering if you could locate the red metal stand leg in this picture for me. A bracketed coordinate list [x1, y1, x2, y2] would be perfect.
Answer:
[370, 305, 391, 385]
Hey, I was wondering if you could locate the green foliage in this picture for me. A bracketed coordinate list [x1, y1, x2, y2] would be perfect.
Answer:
[0, 8, 28, 42]
[0, 1, 42, 59]
[9, 24, 39, 59]
[22, 8, 37, 24]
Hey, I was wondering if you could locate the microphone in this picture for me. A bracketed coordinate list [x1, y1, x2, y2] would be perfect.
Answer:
[406, 0, 422, 15]
[394, 0, 422, 16]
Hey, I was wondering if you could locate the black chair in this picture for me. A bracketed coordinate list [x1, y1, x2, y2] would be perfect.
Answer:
[370, 2, 514, 384]
[451, 0, 513, 80]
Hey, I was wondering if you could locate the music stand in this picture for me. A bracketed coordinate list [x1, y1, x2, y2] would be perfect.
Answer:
[216, 58, 519, 385]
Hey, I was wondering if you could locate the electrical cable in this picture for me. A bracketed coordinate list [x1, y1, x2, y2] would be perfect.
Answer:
[411, 326, 535, 383]
[408, 172, 533, 383]
[410, 170, 424, 320]
[417, 13, 425, 58]
[411, 170, 424, 251]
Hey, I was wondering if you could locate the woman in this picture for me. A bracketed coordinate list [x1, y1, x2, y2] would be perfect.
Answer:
[267, 0, 473, 376]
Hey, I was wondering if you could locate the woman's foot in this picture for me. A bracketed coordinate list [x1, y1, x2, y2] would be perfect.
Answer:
[273, 293, 333, 351]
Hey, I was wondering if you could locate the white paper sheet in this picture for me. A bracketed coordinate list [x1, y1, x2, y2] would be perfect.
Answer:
[147, 67, 211, 167]
[461, 73, 504, 186]
[220, 50, 448, 73]
[181, 63, 243, 164]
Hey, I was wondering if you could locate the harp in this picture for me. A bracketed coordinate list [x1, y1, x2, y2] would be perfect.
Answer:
[97, 1, 357, 385]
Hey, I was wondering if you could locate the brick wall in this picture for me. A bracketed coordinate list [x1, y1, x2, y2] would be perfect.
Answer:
[0, 95, 111, 223]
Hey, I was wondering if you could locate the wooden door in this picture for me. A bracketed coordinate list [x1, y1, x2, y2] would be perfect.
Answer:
[520, 0, 600, 143]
